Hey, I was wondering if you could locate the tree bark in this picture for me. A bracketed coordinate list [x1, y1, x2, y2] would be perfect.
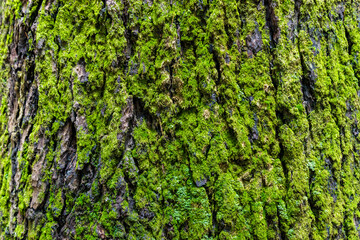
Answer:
[1, 0, 360, 239]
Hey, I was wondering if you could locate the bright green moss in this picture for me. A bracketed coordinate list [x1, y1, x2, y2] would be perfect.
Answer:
[3, 0, 360, 239]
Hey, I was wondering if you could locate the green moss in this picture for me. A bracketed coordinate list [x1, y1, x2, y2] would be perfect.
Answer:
[3, 0, 360, 239]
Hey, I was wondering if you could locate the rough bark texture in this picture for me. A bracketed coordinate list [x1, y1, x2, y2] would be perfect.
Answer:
[1, 0, 360, 239]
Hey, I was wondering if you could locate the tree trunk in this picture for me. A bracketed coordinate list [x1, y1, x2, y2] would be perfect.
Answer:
[1, 0, 360, 239]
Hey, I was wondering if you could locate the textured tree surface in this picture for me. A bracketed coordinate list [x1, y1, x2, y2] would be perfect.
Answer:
[2, 0, 360, 239]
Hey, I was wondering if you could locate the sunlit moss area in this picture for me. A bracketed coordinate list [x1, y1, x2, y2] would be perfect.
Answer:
[1, 0, 360, 239]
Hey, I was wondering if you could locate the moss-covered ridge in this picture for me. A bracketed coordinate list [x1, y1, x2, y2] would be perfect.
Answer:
[1, 0, 360, 239]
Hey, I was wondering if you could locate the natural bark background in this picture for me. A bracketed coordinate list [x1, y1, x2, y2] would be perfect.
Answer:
[1, 0, 360, 239]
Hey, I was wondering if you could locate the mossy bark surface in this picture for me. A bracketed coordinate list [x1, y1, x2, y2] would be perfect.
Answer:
[1, 0, 360, 239]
